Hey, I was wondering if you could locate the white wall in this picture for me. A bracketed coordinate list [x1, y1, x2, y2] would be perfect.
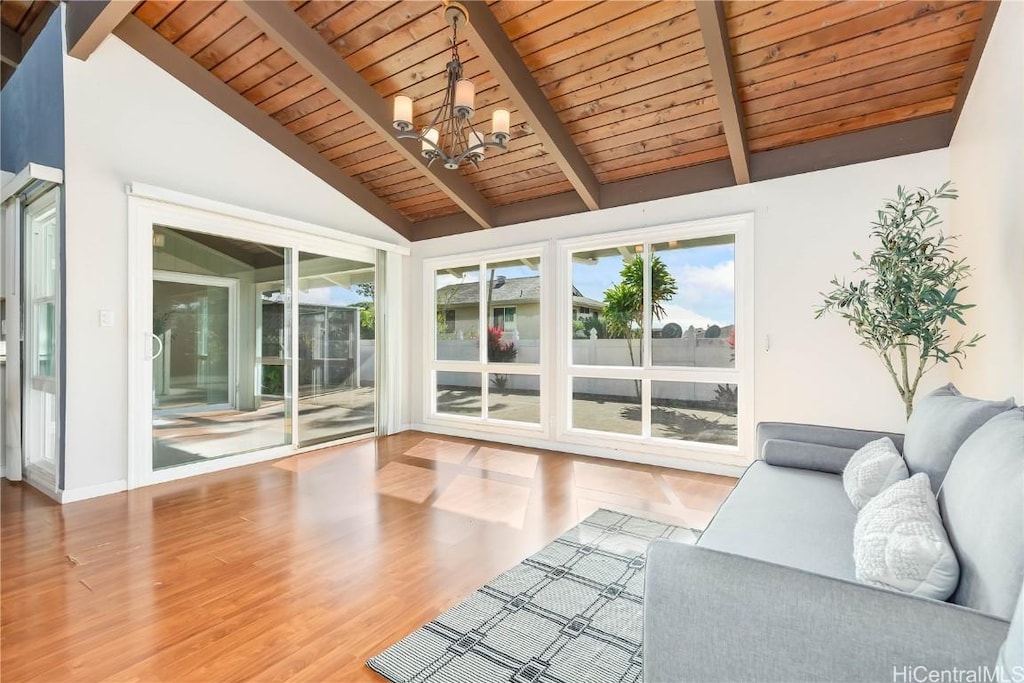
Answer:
[61, 36, 406, 492]
[408, 149, 954, 464]
[948, 2, 1024, 402]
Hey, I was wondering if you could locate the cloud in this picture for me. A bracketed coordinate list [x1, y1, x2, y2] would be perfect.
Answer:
[677, 261, 734, 293]
[655, 304, 721, 330]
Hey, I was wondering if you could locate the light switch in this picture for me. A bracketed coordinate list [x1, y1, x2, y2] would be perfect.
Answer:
[99, 310, 114, 328]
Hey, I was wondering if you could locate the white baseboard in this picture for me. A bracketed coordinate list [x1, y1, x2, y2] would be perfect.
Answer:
[60, 479, 128, 504]
[408, 423, 749, 479]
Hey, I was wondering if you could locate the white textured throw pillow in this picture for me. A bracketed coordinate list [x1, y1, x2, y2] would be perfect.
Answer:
[853, 473, 960, 600]
[843, 437, 909, 509]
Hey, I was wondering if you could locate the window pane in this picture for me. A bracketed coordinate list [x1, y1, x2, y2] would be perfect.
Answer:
[152, 226, 292, 470]
[651, 236, 735, 368]
[436, 267, 480, 361]
[571, 245, 643, 366]
[296, 251, 375, 447]
[571, 377, 641, 435]
[488, 374, 540, 424]
[651, 381, 737, 446]
[436, 371, 482, 417]
[484, 258, 539, 364]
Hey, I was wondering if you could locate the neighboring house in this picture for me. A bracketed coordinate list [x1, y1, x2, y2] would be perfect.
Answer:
[436, 275, 604, 339]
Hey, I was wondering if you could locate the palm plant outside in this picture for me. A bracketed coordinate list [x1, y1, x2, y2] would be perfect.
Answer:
[603, 254, 678, 399]
[816, 181, 983, 420]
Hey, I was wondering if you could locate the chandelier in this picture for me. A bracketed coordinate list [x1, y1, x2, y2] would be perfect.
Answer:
[391, 1, 511, 170]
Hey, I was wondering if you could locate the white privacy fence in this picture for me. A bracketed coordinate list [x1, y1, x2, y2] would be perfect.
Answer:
[432, 337, 735, 400]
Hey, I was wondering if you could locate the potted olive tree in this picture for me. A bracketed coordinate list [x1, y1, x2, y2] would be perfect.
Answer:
[816, 182, 983, 420]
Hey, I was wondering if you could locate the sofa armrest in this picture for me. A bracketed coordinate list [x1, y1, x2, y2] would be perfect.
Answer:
[762, 438, 856, 474]
[757, 422, 905, 459]
[644, 541, 1009, 683]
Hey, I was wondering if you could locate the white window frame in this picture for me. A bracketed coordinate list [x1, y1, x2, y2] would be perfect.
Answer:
[423, 244, 547, 437]
[556, 214, 754, 465]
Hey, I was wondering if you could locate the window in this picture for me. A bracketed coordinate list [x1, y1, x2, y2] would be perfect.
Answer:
[561, 219, 748, 457]
[428, 251, 543, 428]
[492, 306, 516, 332]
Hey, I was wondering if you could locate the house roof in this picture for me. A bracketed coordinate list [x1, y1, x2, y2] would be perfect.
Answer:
[437, 276, 604, 309]
[111, 1, 994, 240]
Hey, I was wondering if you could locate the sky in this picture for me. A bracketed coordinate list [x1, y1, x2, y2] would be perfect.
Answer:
[573, 244, 735, 329]
[431, 248, 735, 330]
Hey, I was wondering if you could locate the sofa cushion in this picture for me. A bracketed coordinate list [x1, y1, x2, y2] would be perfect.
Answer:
[698, 461, 857, 581]
[843, 437, 908, 509]
[903, 384, 1015, 493]
[853, 473, 959, 600]
[939, 408, 1024, 619]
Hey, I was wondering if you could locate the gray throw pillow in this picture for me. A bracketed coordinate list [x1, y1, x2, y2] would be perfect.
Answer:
[843, 437, 909, 509]
[938, 408, 1024, 619]
[903, 384, 1015, 493]
[853, 473, 960, 600]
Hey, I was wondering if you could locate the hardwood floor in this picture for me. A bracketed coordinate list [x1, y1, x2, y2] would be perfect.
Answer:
[0, 431, 735, 682]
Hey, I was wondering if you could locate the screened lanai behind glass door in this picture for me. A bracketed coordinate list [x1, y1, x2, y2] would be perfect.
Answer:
[296, 251, 376, 446]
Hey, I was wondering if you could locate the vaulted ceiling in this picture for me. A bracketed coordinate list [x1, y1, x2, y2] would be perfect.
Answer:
[63, 1, 998, 240]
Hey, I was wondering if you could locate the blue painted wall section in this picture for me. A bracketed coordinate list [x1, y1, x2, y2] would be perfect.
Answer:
[1, 6, 65, 173]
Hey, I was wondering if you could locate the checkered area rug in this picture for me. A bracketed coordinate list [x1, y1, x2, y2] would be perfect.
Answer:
[367, 509, 699, 683]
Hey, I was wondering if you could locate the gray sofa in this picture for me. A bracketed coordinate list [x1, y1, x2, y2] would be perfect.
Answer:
[644, 407, 1024, 683]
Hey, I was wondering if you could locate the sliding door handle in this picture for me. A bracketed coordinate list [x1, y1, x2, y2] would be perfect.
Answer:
[145, 332, 164, 361]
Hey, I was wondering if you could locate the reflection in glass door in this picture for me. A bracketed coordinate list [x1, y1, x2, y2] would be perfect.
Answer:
[297, 251, 375, 446]
[152, 275, 233, 410]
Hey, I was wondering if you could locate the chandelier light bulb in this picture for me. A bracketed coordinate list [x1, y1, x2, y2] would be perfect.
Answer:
[393, 95, 413, 132]
[468, 131, 486, 162]
[454, 79, 475, 119]
[491, 109, 510, 146]
[421, 127, 440, 158]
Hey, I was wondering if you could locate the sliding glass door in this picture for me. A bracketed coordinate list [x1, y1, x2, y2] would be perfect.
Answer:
[151, 227, 292, 471]
[145, 223, 377, 477]
[296, 251, 376, 446]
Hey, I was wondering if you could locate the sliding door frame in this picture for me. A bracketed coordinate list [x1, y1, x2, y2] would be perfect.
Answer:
[127, 191, 386, 489]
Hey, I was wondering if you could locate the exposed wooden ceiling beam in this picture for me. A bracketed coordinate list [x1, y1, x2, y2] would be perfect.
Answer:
[22, 1, 59, 53]
[112, 15, 414, 241]
[1, 25, 22, 67]
[0, 1, 58, 87]
[695, 0, 750, 185]
[749, 113, 954, 181]
[950, 0, 1001, 135]
[67, 0, 137, 61]
[237, 0, 494, 229]
[412, 113, 952, 240]
[461, 0, 601, 211]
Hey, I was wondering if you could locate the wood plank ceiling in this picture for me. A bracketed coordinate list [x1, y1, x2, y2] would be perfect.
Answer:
[110, 0, 993, 240]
